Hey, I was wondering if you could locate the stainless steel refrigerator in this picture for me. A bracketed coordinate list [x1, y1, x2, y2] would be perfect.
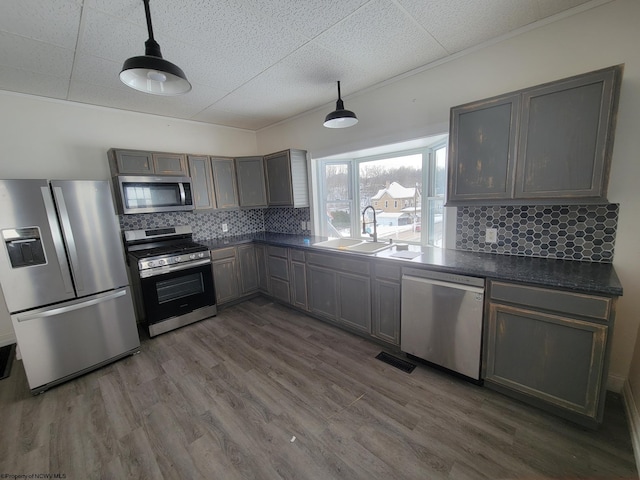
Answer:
[0, 179, 140, 393]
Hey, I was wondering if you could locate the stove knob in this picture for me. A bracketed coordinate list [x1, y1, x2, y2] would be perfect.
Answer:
[159, 259, 166, 265]
[148, 261, 156, 268]
[174, 256, 182, 263]
[189, 254, 196, 260]
[198, 252, 205, 258]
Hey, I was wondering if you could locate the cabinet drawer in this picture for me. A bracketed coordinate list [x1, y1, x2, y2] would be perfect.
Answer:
[290, 248, 305, 262]
[374, 262, 401, 281]
[267, 245, 288, 259]
[489, 281, 612, 321]
[268, 256, 289, 281]
[210, 247, 237, 260]
[306, 252, 370, 276]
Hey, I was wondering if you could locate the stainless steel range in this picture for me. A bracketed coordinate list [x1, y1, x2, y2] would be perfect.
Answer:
[125, 225, 216, 337]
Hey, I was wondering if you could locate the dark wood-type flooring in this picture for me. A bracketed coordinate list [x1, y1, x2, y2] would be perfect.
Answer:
[0, 297, 637, 479]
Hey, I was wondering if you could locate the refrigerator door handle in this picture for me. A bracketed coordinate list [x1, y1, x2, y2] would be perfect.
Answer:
[15, 288, 127, 322]
[52, 186, 83, 292]
[41, 187, 74, 294]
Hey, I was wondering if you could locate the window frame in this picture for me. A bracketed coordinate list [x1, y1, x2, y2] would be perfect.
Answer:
[315, 142, 447, 247]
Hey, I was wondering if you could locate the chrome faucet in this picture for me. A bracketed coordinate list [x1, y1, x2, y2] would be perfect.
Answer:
[362, 206, 378, 242]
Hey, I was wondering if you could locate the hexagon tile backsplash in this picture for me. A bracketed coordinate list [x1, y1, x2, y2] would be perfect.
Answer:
[456, 204, 619, 262]
[119, 208, 312, 241]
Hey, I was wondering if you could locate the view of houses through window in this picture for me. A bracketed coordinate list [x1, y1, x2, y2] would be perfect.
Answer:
[317, 138, 447, 247]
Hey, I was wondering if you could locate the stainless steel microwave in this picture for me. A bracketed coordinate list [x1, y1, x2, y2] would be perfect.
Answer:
[113, 175, 194, 215]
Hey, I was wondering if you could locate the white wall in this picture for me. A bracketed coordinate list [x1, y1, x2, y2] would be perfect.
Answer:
[0, 93, 257, 345]
[256, 0, 640, 393]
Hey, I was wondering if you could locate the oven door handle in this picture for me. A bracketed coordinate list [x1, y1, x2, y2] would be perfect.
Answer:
[139, 258, 211, 278]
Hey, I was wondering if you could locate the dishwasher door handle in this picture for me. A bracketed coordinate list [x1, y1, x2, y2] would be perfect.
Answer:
[402, 275, 485, 295]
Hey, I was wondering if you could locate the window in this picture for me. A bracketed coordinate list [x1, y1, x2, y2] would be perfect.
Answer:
[315, 137, 447, 247]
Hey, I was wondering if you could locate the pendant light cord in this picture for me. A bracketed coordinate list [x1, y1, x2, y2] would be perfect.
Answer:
[142, 0, 163, 58]
[143, 0, 155, 42]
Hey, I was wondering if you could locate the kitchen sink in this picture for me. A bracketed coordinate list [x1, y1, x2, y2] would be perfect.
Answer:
[312, 238, 363, 249]
[346, 241, 392, 253]
[312, 238, 392, 254]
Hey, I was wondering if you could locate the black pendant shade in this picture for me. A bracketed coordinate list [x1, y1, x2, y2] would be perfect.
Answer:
[324, 81, 358, 128]
[120, 0, 191, 95]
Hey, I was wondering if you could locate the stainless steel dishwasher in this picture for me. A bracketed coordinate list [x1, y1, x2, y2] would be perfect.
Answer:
[401, 268, 485, 380]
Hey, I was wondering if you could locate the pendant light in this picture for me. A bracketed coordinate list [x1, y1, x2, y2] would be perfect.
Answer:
[324, 81, 358, 128]
[120, 0, 192, 95]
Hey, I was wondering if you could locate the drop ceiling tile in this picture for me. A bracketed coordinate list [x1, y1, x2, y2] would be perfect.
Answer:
[535, 0, 592, 18]
[398, 0, 539, 53]
[222, 42, 367, 109]
[191, 107, 274, 131]
[0, 0, 82, 49]
[77, 7, 147, 62]
[238, 0, 370, 39]
[0, 65, 70, 99]
[314, 0, 447, 78]
[68, 79, 222, 120]
[0, 32, 74, 79]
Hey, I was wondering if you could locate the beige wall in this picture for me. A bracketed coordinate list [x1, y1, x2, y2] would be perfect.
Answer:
[0, 93, 257, 346]
[256, 0, 640, 394]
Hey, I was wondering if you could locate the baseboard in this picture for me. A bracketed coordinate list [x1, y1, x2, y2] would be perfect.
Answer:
[622, 380, 640, 477]
[608, 373, 626, 393]
[0, 331, 16, 348]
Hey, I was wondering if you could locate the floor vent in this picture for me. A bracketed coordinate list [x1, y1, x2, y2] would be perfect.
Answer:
[375, 352, 416, 373]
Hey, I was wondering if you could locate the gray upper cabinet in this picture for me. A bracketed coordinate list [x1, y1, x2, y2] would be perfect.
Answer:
[152, 153, 188, 175]
[264, 149, 309, 208]
[448, 95, 520, 203]
[235, 156, 267, 208]
[211, 157, 239, 209]
[109, 149, 154, 175]
[108, 149, 188, 176]
[447, 65, 623, 205]
[188, 155, 216, 210]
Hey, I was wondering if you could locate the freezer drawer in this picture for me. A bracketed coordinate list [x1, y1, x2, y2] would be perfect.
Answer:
[401, 272, 485, 380]
[12, 287, 140, 392]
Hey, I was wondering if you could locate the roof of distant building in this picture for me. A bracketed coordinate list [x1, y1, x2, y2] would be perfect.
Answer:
[371, 181, 418, 200]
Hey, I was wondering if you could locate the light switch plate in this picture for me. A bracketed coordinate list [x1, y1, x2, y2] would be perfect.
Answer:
[222, 223, 228, 232]
[486, 228, 497, 243]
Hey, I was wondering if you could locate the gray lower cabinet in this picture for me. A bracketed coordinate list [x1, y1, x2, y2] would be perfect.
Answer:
[267, 246, 291, 304]
[307, 265, 337, 319]
[372, 263, 401, 345]
[290, 249, 308, 310]
[447, 64, 622, 205]
[254, 244, 269, 293]
[237, 244, 259, 294]
[211, 247, 240, 305]
[211, 245, 258, 306]
[306, 252, 371, 334]
[483, 280, 614, 425]
[235, 156, 267, 208]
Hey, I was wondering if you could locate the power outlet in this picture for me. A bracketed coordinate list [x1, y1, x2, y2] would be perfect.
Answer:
[301, 221, 307, 231]
[221, 223, 228, 233]
[486, 227, 497, 243]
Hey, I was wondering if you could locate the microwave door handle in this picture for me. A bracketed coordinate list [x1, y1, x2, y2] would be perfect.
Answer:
[178, 183, 186, 206]
[52, 186, 83, 293]
[41, 187, 74, 294]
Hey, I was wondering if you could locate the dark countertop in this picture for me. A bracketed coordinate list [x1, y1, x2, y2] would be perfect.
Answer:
[199, 233, 623, 296]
